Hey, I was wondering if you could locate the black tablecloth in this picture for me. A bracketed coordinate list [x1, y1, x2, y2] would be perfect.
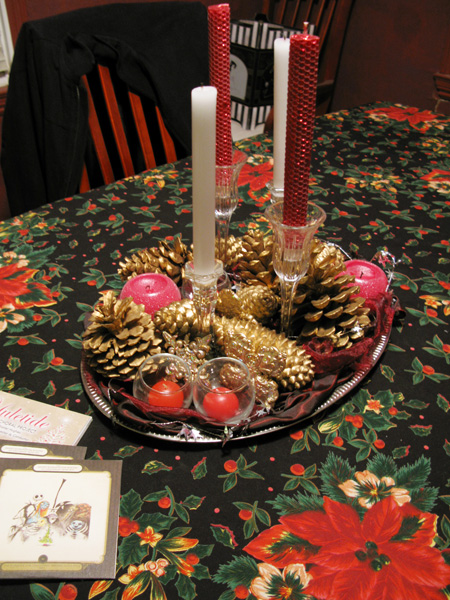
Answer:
[1, 102, 449, 599]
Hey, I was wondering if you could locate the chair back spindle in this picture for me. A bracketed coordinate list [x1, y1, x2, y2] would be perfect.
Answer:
[80, 62, 179, 193]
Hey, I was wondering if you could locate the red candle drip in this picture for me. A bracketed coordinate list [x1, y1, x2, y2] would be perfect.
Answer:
[283, 30, 320, 226]
[208, 3, 233, 166]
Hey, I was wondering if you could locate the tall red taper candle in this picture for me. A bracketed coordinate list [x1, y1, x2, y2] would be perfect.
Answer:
[208, 3, 233, 166]
[283, 27, 320, 226]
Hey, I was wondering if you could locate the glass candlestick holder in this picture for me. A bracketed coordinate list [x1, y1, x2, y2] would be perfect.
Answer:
[215, 149, 247, 266]
[265, 200, 326, 337]
[183, 260, 223, 336]
[266, 180, 284, 204]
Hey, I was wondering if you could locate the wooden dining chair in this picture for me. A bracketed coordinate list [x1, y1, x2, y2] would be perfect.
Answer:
[79, 62, 180, 193]
[262, 0, 354, 128]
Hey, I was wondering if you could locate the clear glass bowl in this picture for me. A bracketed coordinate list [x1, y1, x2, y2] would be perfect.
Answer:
[133, 354, 192, 409]
[193, 357, 255, 425]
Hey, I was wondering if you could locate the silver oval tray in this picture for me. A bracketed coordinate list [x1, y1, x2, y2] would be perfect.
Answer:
[81, 329, 389, 444]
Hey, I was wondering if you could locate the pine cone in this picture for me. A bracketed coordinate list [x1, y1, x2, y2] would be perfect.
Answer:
[233, 229, 276, 288]
[216, 285, 279, 324]
[214, 316, 315, 394]
[292, 239, 371, 349]
[218, 234, 244, 269]
[153, 299, 200, 337]
[118, 237, 192, 285]
[238, 285, 279, 322]
[82, 291, 163, 379]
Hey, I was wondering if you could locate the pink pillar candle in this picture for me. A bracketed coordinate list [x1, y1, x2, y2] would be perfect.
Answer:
[119, 273, 181, 316]
[344, 260, 389, 299]
[283, 28, 320, 227]
[208, 3, 233, 166]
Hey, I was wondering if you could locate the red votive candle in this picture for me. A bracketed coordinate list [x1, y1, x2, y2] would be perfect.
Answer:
[344, 260, 389, 299]
[203, 386, 239, 421]
[283, 28, 320, 227]
[208, 3, 233, 165]
[119, 273, 181, 317]
[148, 380, 184, 408]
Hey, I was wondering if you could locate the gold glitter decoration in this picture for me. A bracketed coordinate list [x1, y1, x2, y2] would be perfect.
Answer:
[161, 331, 211, 376]
[213, 316, 315, 405]
[82, 291, 162, 379]
[220, 325, 283, 408]
[118, 237, 192, 285]
[218, 361, 247, 390]
[216, 285, 279, 324]
[292, 240, 372, 348]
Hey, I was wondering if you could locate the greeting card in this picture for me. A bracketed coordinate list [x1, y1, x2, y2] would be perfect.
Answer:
[0, 459, 121, 579]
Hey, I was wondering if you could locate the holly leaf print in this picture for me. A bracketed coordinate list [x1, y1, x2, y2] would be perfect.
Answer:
[210, 524, 238, 549]
[142, 460, 173, 475]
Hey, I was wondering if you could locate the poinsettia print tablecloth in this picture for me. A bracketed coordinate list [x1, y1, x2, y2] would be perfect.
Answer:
[0, 102, 449, 600]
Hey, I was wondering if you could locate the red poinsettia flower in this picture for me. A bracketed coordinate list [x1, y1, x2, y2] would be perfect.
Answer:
[281, 496, 450, 600]
[243, 524, 320, 568]
[0, 263, 56, 310]
[368, 106, 437, 129]
[239, 161, 273, 193]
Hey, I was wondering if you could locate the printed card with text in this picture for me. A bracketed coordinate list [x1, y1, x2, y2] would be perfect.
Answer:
[0, 440, 87, 460]
[0, 391, 92, 445]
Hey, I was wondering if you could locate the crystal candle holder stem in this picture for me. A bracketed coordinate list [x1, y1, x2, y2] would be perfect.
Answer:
[183, 260, 223, 336]
[215, 149, 247, 266]
[265, 200, 326, 337]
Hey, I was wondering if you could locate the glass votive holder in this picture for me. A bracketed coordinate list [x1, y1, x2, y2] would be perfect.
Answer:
[133, 354, 193, 409]
[193, 357, 255, 425]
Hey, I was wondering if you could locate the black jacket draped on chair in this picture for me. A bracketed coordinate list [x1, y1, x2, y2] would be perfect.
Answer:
[1, 2, 209, 216]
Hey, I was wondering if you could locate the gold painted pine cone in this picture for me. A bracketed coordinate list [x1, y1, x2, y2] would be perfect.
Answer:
[82, 291, 163, 379]
[117, 237, 192, 285]
[216, 285, 279, 324]
[153, 298, 201, 338]
[231, 229, 276, 289]
[216, 234, 243, 269]
[292, 240, 371, 348]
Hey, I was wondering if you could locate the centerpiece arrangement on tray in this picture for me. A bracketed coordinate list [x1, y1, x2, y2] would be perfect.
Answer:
[80, 5, 397, 442]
